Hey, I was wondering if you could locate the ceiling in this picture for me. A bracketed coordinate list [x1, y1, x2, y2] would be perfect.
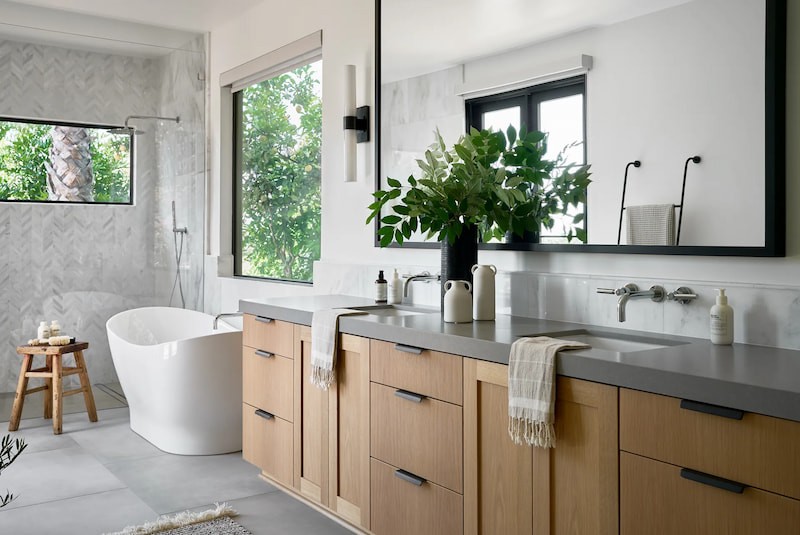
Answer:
[0, 0, 266, 55]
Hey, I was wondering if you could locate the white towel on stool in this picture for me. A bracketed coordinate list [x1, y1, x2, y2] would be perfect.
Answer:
[625, 204, 675, 245]
[508, 337, 590, 448]
[310, 308, 367, 390]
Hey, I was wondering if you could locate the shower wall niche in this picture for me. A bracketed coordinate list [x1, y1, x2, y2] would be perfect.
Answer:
[0, 36, 207, 392]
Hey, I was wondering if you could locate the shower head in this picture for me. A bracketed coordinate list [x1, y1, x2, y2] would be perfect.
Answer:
[109, 115, 181, 136]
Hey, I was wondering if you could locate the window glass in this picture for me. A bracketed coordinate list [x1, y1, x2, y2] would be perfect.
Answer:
[539, 94, 584, 164]
[482, 106, 521, 134]
[234, 60, 322, 282]
[0, 118, 132, 203]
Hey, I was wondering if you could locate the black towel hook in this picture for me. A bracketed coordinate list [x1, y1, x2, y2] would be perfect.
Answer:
[676, 155, 701, 246]
[617, 160, 642, 245]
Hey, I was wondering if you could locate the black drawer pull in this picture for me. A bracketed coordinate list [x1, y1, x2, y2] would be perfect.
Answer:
[255, 316, 274, 324]
[395, 343, 423, 355]
[394, 389, 426, 403]
[255, 349, 274, 358]
[680, 468, 746, 494]
[680, 399, 744, 420]
[255, 409, 274, 420]
[394, 469, 426, 486]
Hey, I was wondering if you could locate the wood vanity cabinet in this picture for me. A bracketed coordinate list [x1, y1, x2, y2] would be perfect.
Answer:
[369, 340, 464, 535]
[463, 358, 619, 535]
[292, 325, 371, 529]
[241, 315, 294, 488]
[619, 388, 800, 534]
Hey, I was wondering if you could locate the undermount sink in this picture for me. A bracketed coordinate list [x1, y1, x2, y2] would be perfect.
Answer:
[525, 329, 689, 353]
[349, 304, 435, 317]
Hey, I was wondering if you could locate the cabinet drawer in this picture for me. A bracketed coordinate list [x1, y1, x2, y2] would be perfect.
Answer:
[242, 346, 293, 422]
[371, 382, 463, 493]
[243, 314, 293, 357]
[371, 458, 463, 535]
[621, 452, 800, 535]
[370, 339, 462, 405]
[242, 403, 293, 488]
[620, 388, 800, 499]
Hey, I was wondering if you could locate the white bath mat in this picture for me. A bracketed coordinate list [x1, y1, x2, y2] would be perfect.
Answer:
[104, 503, 251, 535]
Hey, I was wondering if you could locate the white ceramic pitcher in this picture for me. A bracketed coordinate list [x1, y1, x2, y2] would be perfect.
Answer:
[443, 280, 473, 323]
[471, 264, 496, 320]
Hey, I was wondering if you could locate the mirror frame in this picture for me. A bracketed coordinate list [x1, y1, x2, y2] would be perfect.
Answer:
[374, 0, 786, 256]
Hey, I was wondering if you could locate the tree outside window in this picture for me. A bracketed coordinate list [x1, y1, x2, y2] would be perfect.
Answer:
[234, 60, 322, 282]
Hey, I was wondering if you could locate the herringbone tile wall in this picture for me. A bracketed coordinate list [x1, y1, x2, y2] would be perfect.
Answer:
[0, 38, 206, 392]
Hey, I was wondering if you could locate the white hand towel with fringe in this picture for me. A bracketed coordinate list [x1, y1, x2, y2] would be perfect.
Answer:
[310, 308, 367, 390]
[508, 337, 590, 448]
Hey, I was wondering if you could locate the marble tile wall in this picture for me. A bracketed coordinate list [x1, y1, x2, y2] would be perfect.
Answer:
[314, 260, 800, 351]
[0, 38, 206, 392]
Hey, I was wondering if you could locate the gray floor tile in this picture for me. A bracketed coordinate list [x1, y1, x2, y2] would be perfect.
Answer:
[66, 407, 166, 465]
[0, 488, 157, 535]
[0, 446, 126, 509]
[223, 492, 356, 535]
[105, 451, 271, 514]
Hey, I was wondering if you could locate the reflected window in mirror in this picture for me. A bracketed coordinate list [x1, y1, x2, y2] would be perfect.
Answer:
[465, 76, 586, 244]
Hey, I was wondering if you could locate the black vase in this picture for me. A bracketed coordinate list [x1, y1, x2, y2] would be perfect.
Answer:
[440, 224, 479, 311]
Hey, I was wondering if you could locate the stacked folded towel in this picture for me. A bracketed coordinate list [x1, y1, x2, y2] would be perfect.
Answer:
[310, 308, 367, 390]
[508, 337, 590, 448]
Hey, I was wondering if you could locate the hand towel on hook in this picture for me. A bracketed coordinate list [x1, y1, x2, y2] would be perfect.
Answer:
[626, 204, 675, 245]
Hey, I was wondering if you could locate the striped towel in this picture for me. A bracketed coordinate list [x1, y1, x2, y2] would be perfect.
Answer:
[626, 204, 675, 245]
[310, 308, 367, 390]
[508, 337, 590, 448]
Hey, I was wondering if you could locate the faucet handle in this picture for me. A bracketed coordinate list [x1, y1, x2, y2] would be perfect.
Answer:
[596, 288, 616, 295]
[668, 287, 697, 304]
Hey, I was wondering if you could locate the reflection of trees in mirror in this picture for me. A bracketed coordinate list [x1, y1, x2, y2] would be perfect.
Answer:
[0, 120, 131, 203]
[0, 434, 27, 508]
[238, 62, 321, 282]
[368, 127, 591, 247]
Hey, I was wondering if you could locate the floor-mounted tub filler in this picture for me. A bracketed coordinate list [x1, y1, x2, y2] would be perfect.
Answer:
[106, 307, 242, 455]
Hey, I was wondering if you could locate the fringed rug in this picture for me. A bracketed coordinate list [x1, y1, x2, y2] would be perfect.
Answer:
[105, 503, 251, 535]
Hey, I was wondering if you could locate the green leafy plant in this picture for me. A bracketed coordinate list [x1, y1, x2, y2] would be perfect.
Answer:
[367, 126, 591, 246]
[0, 434, 27, 508]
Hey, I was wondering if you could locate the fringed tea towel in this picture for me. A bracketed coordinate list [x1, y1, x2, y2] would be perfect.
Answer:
[508, 337, 590, 448]
[310, 308, 367, 390]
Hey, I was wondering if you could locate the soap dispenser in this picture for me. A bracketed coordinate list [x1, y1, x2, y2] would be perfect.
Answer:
[710, 288, 733, 345]
[375, 270, 388, 303]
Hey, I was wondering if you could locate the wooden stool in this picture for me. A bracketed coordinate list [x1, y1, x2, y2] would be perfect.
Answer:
[8, 342, 98, 434]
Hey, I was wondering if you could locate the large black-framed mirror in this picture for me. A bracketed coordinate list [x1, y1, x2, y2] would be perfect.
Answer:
[375, 0, 785, 256]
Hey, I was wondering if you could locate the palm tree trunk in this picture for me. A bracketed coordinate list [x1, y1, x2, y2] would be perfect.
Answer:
[45, 126, 94, 201]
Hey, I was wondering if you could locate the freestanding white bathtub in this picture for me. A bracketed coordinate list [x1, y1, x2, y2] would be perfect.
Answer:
[106, 307, 243, 455]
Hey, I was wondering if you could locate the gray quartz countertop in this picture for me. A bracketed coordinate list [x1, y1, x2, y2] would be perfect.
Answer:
[240, 295, 800, 423]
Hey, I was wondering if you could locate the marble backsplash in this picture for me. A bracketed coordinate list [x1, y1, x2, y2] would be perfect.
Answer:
[313, 260, 800, 351]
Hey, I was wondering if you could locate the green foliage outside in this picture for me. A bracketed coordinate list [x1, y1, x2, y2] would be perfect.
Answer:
[0, 120, 131, 203]
[238, 62, 322, 282]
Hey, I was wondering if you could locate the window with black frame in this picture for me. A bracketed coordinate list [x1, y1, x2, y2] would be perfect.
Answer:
[465, 75, 586, 243]
[0, 117, 133, 204]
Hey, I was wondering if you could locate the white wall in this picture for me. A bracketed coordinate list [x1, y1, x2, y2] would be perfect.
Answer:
[207, 0, 800, 315]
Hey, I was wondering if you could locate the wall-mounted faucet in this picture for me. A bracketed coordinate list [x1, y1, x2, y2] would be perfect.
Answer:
[214, 311, 242, 329]
[597, 284, 664, 322]
[403, 271, 441, 298]
[597, 283, 697, 322]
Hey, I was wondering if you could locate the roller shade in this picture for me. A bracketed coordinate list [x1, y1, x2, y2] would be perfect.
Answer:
[220, 30, 322, 92]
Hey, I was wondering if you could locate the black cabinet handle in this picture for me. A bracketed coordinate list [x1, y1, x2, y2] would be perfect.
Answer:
[680, 468, 746, 494]
[394, 389, 426, 403]
[680, 399, 744, 420]
[394, 469, 426, 486]
[255, 409, 274, 420]
[255, 349, 274, 358]
[255, 316, 274, 324]
[395, 343, 423, 355]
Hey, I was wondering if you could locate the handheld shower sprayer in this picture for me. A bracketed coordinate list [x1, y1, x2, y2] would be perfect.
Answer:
[171, 201, 187, 234]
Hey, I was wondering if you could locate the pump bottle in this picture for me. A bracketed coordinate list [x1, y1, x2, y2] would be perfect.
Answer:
[710, 288, 734, 345]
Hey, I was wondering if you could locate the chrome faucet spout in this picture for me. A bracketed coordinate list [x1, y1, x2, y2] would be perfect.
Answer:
[402, 272, 441, 298]
[214, 311, 242, 329]
[600, 284, 664, 322]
